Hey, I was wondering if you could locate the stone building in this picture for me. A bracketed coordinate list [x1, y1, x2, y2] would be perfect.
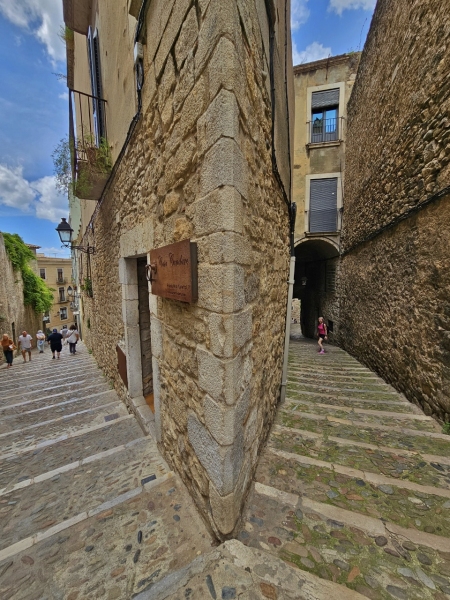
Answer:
[36, 254, 75, 332]
[0, 234, 41, 356]
[292, 53, 360, 339]
[62, 0, 294, 537]
[340, 0, 450, 421]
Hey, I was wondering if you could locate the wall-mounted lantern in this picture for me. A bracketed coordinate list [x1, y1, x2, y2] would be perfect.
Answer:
[56, 218, 95, 254]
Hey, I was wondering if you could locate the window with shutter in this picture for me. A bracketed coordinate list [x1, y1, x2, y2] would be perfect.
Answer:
[311, 89, 340, 143]
[87, 27, 105, 144]
[309, 178, 338, 233]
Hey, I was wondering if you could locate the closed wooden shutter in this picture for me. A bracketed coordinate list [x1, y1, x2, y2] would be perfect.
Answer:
[116, 345, 128, 389]
[309, 178, 338, 233]
[312, 89, 340, 109]
[87, 28, 105, 142]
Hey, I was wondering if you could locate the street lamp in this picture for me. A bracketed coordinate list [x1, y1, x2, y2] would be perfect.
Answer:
[56, 218, 95, 254]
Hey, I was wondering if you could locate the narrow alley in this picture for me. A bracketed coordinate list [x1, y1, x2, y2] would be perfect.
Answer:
[0, 344, 213, 599]
[241, 338, 450, 599]
[1, 340, 450, 599]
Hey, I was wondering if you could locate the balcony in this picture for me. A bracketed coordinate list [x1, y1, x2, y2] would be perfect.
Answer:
[308, 117, 344, 145]
[56, 278, 67, 285]
[69, 89, 111, 201]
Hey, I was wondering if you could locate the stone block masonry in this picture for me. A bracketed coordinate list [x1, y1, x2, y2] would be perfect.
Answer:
[340, 0, 450, 420]
[73, 0, 292, 538]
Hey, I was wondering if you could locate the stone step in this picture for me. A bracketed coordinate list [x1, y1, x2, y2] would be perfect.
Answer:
[240, 481, 450, 600]
[287, 381, 400, 401]
[254, 446, 450, 539]
[0, 401, 129, 456]
[285, 391, 411, 410]
[0, 436, 169, 552]
[272, 424, 450, 491]
[0, 353, 96, 378]
[278, 411, 450, 456]
[0, 368, 105, 398]
[0, 382, 113, 411]
[138, 539, 370, 600]
[288, 374, 397, 393]
[288, 367, 381, 381]
[0, 474, 213, 599]
[0, 390, 121, 435]
[0, 415, 143, 490]
[281, 402, 438, 433]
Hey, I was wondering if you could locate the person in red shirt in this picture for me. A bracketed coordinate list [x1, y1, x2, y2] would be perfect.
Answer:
[317, 317, 327, 354]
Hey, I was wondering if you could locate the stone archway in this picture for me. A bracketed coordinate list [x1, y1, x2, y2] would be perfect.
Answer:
[293, 237, 340, 339]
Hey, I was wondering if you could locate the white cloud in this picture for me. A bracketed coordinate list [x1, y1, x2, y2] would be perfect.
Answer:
[328, 0, 376, 15]
[0, 165, 35, 210]
[0, 164, 68, 223]
[291, 0, 310, 30]
[293, 41, 332, 65]
[59, 92, 69, 101]
[32, 176, 68, 222]
[0, 0, 65, 63]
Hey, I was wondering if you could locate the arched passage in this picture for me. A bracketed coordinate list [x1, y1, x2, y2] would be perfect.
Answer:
[293, 237, 340, 339]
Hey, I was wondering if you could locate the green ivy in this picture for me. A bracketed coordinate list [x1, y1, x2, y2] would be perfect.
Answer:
[3, 233, 54, 314]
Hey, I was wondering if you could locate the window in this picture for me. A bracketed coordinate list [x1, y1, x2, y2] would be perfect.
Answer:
[60, 307, 68, 320]
[59, 287, 66, 302]
[40, 268, 46, 279]
[87, 27, 105, 143]
[57, 268, 64, 282]
[309, 178, 338, 233]
[311, 89, 339, 143]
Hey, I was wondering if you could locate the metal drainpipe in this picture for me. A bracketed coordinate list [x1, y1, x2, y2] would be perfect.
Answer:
[280, 202, 297, 404]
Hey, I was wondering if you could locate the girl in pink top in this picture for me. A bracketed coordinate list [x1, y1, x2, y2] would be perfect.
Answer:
[317, 317, 327, 354]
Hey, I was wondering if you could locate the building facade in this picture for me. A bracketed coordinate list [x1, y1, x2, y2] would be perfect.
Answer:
[36, 255, 75, 332]
[292, 53, 360, 339]
[63, 0, 294, 537]
[0, 235, 42, 358]
[340, 0, 450, 421]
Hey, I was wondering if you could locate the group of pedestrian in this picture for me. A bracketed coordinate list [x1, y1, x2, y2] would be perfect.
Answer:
[1, 324, 79, 367]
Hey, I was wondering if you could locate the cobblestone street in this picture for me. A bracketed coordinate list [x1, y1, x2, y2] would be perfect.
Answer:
[240, 337, 450, 600]
[1, 339, 450, 599]
[0, 343, 214, 599]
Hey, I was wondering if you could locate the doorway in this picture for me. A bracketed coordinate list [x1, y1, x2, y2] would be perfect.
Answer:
[137, 257, 154, 411]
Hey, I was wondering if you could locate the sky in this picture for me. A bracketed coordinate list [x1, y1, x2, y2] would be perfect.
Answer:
[0, 0, 376, 258]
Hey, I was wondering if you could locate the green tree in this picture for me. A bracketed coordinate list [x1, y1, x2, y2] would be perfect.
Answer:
[3, 233, 54, 314]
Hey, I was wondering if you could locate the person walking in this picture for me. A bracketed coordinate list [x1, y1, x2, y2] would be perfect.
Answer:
[36, 330, 46, 353]
[317, 317, 327, 355]
[67, 324, 79, 354]
[18, 331, 33, 362]
[47, 328, 63, 360]
[1, 333, 15, 368]
[60, 325, 69, 346]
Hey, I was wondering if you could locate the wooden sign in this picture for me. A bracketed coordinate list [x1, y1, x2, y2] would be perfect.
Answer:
[149, 240, 198, 303]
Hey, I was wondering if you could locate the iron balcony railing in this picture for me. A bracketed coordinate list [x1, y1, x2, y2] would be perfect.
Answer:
[56, 277, 67, 284]
[69, 89, 108, 198]
[308, 117, 344, 144]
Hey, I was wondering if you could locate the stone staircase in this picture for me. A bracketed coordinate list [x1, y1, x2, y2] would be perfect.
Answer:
[0, 343, 214, 599]
[3, 338, 449, 599]
[238, 338, 450, 600]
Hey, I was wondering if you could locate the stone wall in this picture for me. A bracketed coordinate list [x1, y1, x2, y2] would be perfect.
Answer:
[72, 0, 292, 537]
[340, 0, 450, 420]
[0, 234, 42, 357]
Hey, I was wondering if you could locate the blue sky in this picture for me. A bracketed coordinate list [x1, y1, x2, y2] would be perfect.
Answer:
[0, 0, 375, 257]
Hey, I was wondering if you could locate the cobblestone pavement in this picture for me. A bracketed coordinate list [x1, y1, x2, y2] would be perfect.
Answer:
[5, 338, 449, 599]
[239, 338, 450, 600]
[0, 343, 214, 599]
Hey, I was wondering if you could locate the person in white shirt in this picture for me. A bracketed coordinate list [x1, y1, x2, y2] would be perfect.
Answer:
[36, 330, 46, 353]
[67, 325, 80, 354]
[18, 331, 33, 362]
[60, 326, 69, 344]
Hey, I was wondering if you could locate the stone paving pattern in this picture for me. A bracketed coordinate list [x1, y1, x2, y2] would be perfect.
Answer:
[0, 344, 215, 599]
[239, 338, 450, 600]
[2, 338, 450, 599]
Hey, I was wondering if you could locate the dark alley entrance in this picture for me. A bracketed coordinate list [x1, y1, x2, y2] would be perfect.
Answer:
[293, 237, 340, 339]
